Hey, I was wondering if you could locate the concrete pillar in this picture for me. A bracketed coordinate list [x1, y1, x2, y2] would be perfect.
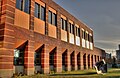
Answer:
[74, 51, 77, 70]
[67, 50, 71, 71]
[43, 44, 49, 74]
[86, 54, 88, 69]
[56, 47, 62, 73]
[80, 52, 84, 70]
[24, 41, 34, 75]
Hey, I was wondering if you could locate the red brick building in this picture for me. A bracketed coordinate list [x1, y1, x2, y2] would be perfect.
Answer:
[0, 0, 106, 77]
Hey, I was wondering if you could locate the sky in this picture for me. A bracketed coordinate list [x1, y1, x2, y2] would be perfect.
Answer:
[54, 0, 120, 53]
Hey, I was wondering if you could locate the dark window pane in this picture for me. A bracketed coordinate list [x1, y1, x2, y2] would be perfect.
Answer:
[35, 3, 39, 18]
[16, 0, 23, 10]
[49, 11, 52, 24]
[69, 23, 71, 33]
[78, 28, 80, 37]
[52, 13, 57, 26]
[72, 25, 74, 34]
[61, 18, 64, 29]
[24, 0, 30, 13]
[41, 6, 45, 21]
[84, 31, 86, 39]
[76, 27, 77, 36]
[65, 20, 67, 31]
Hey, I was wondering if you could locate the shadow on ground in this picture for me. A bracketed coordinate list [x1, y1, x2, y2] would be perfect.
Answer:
[50, 72, 96, 76]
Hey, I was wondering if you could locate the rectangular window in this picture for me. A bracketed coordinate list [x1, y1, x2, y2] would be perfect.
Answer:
[82, 30, 84, 38]
[72, 24, 74, 34]
[16, 0, 30, 14]
[49, 10, 57, 26]
[65, 20, 67, 31]
[61, 18, 64, 29]
[35, 3, 39, 18]
[61, 18, 67, 31]
[16, 0, 23, 10]
[41, 6, 45, 21]
[84, 31, 86, 39]
[69, 23, 72, 33]
[52, 13, 57, 26]
[49, 11, 52, 24]
[35, 3, 45, 21]
[78, 28, 80, 37]
[24, 0, 30, 13]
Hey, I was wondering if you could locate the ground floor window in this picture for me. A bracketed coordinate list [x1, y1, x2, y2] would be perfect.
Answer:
[14, 49, 24, 65]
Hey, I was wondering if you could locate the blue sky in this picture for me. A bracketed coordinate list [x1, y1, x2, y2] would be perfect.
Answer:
[54, 0, 120, 52]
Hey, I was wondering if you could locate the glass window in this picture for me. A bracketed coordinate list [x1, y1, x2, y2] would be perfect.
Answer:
[78, 28, 80, 37]
[35, 3, 39, 18]
[65, 20, 67, 31]
[41, 6, 45, 21]
[14, 49, 24, 66]
[61, 18, 63, 29]
[49, 11, 52, 24]
[24, 0, 30, 13]
[84, 31, 86, 39]
[72, 24, 74, 34]
[16, 0, 23, 10]
[69, 23, 72, 33]
[34, 52, 41, 65]
[52, 13, 57, 26]
[16, 0, 30, 14]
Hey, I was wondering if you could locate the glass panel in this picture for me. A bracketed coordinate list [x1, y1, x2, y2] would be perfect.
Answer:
[35, 3, 39, 18]
[49, 11, 52, 24]
[24, 0, 30, 13]
[41, 6, 45, 21]
[52, 13, 57, 26]
[72, 24, 74, 34]
[65, 20, 67, 31]
[16, 0, 23, 10]
[61, 18, 63, 29]
[78, 28, 80, 37]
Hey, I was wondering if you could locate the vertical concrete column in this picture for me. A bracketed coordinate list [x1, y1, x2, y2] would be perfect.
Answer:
[67, 50, 71, 71]
[89, 54, 92, 69]
[86, 54, 88, 69]
[80, 52, 84, 70]
[56, 47, 62, 73]
[56, 11, 61, 40]
[45, 5, 49, 35]
[24, 41, 34, 75]
[0, 0, 16, 77]
[93, 55, 95, 67]
[43, 44, 49, 74]
[29, 0, 35, 30]
[73, 23, 76, 45]
[67, 18, 69, 42]
[74, 51, 77, 70]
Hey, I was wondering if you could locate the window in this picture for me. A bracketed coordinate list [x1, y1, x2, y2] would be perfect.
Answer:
[84, 31, 86, 39]
[35, 3, 45, 21]
[69, 22, 74, 34]
[41, 6, 45, 21]
[82, 30, 84, 38]
[52, 13, 57, 26]
[16, 0, 30, 14]
[48, 10, 57, 26]
[49, 11, 52, 24]
[76, 27, 80, 37]
[34, 52, 41, 65]
[61, 18, 67, 31]
[14, 49, 24, 66]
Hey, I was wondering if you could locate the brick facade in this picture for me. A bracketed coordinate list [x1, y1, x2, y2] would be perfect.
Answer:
[0, 0, 106, 77]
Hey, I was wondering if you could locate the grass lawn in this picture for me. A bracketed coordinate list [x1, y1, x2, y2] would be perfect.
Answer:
[13, 68, 120, 78]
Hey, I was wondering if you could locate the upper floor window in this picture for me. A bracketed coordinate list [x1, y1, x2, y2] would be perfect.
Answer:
[61, 18, 67, 31]
[49, 10, 57, 26]
[69, 22, 74, 34]
[35, 3, 45, 21]
[90, 35, 93, 43]
[16, 0, 30, 14]
[75, 27, 80, 37]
